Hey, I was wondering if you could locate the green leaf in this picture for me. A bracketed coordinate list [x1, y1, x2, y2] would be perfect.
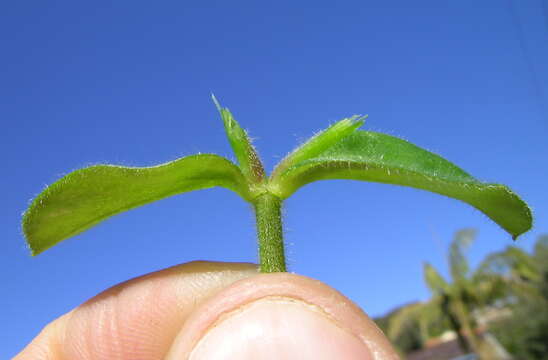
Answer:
[270, 130, 532, 239]
[270, 115, 366, 179]
[23, 154, 250, 255]
[424, 263, 450, 294]
[213, 95, 265, 185]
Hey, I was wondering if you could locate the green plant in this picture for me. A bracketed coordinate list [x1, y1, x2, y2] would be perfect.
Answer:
[484, 236, 548, 360]
[22, 97, 533, 273]
[387, 232, 547, 359]
[388, 230, 514, 358]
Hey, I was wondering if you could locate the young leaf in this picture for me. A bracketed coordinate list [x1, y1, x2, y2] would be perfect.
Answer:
[271, 115, 366, 179]
[213, 95, 266, 185]
[270, 130, 532, 239]
[23, 154, 250, 255]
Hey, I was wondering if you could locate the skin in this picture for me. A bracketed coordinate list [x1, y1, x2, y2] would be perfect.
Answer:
[15, 261, 400, 360]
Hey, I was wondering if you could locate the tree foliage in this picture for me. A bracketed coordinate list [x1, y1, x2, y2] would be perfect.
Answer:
[387, 230, 519, 359]
[486, 236, 548, 360]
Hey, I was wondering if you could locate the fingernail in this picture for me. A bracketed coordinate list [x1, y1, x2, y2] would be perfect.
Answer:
[189, 297, 373, 360]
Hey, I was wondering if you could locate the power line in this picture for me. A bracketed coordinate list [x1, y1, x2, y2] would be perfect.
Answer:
[507, 0, 547, 123]
[541, 0, 548, 35]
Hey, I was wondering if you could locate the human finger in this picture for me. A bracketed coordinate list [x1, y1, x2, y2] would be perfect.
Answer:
[166, 272, 400, 360]
[15, 261, 257, 360]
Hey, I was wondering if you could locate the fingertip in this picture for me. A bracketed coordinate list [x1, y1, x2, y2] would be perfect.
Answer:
[166, 273, 400, 360]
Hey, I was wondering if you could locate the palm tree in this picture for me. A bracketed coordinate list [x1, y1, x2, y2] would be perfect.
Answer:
[388, 229, 509, 359]
[479, 235, 547, 300]
[479, 236, 548, 359]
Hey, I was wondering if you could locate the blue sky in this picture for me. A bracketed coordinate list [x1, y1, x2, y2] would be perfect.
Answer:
[2, 1, 547, 357]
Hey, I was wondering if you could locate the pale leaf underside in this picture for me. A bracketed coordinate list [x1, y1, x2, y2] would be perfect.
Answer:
[23, 154, 249, 255]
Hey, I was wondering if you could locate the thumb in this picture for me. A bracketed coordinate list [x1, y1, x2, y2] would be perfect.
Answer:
[166, 273, 399, 360]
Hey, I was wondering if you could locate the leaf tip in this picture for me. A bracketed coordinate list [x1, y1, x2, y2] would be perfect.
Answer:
[353, 114, 368, 128]
[511, 223, 532, 242]
[211, 93, 222, 112]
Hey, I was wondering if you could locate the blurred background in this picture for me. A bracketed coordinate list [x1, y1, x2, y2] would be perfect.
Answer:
[1, 1, 547, 359]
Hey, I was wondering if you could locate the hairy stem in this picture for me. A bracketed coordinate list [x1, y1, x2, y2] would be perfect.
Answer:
[253, 193, 286, 272]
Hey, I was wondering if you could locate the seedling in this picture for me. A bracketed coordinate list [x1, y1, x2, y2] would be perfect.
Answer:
[22, 97, 532, 272]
